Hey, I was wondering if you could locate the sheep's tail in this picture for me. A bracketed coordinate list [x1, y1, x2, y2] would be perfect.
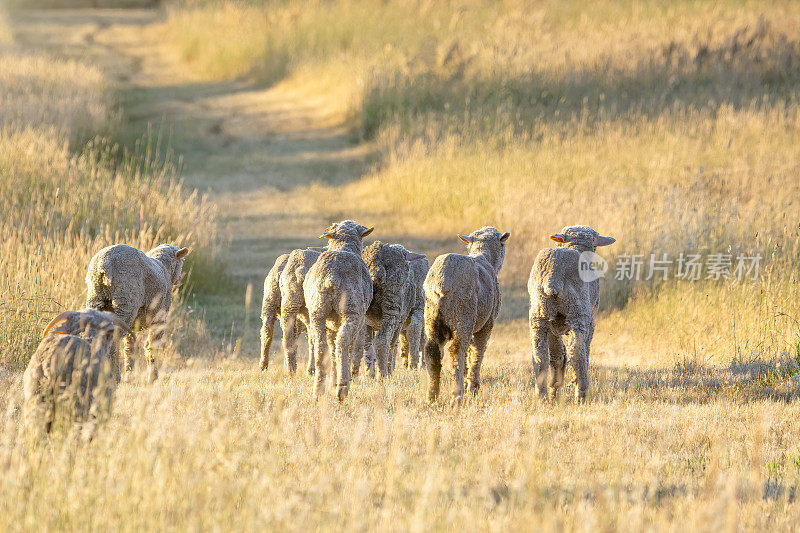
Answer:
[86, 267, 113, 311]
[541, 270, 564, 297]
[97, 268, 112, 287]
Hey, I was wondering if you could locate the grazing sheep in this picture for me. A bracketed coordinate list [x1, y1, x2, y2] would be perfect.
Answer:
[528, 225, 615, 402]
[423, 227, 510, 403]
[356, 242, 425, 378]
[303, 221, 373, 400]
[23, 309, 134, 439]
[86, 243, 189, 383]
[259, 253, 289, 370]
[278, 247, 326, 375]
[399, 254, 429, 369]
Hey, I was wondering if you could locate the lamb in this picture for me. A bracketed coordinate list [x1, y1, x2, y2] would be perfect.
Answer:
[423, 227, 510, 403]
[259, 253, 289, 370]
[303, 220, 373, 400]
[528, 225, 615, 402]
[278, 246, 326, 375]
[23, 309, 134, 438]
[399, 254, 429, 369]
[356, 242, 425, 378]
[86, 243, 189, 383]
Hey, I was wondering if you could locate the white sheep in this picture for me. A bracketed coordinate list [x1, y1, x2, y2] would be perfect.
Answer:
[357, 242, 425, 378]
[23, 309, 134, 439]
[399, 254, 429, 369]
[259, 253, 289, 370]
[303, 221, 373, 400]
[528, 225, 615, 402]
[278, 247, 326, 375]
[85, 243, 189, 383]
[423, 227, 510, 403]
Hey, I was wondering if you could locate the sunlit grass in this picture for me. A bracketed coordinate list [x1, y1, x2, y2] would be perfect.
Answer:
[166, 0, 800, 364]
[0, 13, 221, 369]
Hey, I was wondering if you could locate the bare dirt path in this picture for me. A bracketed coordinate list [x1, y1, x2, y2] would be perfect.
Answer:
[12, 8, 374, 283]
[11, 8, 379, 344]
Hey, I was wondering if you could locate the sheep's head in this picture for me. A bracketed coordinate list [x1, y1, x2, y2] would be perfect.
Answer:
[458, 227, 510, 273]
[363, 242, 424, 286]
[550, 225, 615, 253]
[148, 244, 190, 285]
[43, 308, 134, 343]
[319, 220, 373, 254]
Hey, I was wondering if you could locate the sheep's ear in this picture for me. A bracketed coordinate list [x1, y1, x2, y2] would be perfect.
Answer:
[550, 234, 568, 243]
[42, 311, 73, 337]
[406, 252, 426, 261]
[595, 235, 616, 247]
[500, 232, 510, 242]
[360, 227, 374, 238]
[319, 232, 334, 239]
[176, 247, 190, 259]
[458, 234, 473, 244]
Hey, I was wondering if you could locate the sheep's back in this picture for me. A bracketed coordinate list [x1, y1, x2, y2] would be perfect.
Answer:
[305, 250, 372, 313]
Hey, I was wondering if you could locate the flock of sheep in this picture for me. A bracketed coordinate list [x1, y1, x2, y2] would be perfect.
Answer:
[21, 221, 615, 437]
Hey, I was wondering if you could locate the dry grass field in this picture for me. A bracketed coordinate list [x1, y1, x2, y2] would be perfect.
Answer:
[1, 1, 799, 530]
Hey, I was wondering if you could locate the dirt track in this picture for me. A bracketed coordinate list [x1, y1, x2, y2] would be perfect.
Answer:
[12, 8, 375, 287]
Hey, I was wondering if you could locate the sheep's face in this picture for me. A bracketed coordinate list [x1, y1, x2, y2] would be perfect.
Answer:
[550, 225, 615, 253]
[459, 226, 510, 273]
[319, 220, 374, 253]
[43, 309, 134, 342]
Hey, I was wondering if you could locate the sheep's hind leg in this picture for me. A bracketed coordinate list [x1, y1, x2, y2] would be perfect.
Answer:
[145, 325, 164, 384]
[449, 329, 471, 405]
[259, 306, 278, 371]
[299, 319, 315, 375]
[280, 310, 300, 374]
[404, 311, 424, 368]
[466, 322, 493, 396]
[548, 331, 567, 401]
[423, 337, 443, 402]
[111, 304, 137, 381]
[335, 316, 360, 401]
[567, 329, 589, 402]
[309, 313, 330, 397]
[351, 324, 367, 377]
[530, 318, 550, 399]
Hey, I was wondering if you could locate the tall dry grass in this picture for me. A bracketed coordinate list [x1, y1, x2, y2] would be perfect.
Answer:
[165, 0, 800, 365]
[0, 13, 220, 370]
[1, 361, 800, 530]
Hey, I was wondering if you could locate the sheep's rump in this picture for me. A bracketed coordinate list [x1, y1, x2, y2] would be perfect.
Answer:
[85, 244, 147, 311]
[23, 335, 114, 432]
[529, 247, 580, 298]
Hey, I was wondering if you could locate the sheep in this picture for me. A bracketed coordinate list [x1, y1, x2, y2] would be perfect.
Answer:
[399, 254, 429, 369]
[423, 227, 510, 403]
[356, 242, 425, 378]
[303, 220, 373, 400]
[259, 253, 289, 370]
[278, 247, 326, 375]
[528, 225, 615, 402]
[86, 243, 189, 383]
[23, 309, 134, 439]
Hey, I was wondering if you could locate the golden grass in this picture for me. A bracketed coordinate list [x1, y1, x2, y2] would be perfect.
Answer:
[0, 14, 220, 370]
[1, 362, 800, 530]
[1, 2, 799, 530]
[167, 0, 800, 364]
